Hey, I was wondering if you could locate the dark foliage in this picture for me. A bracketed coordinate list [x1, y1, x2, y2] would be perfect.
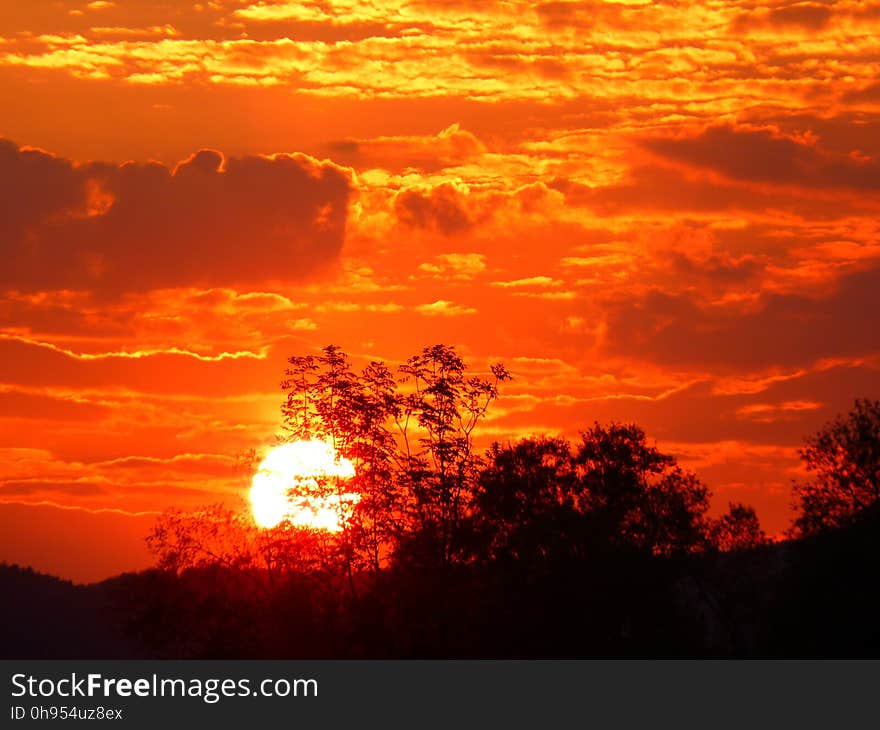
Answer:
[767, 505, 880, 656]
[6, 511, 880, 658]
[791, 398, 880, 537]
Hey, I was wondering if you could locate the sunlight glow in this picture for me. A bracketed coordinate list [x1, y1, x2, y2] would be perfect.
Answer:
[249, 440, 359, 531]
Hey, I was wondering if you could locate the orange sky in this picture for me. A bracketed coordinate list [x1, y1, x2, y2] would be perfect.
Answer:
[2, 0, 880, 583]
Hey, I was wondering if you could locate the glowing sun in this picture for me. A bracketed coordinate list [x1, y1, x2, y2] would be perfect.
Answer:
[249, 440, 359, 531]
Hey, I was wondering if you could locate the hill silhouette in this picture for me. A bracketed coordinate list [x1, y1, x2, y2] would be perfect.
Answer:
[0, 564, 143, 658]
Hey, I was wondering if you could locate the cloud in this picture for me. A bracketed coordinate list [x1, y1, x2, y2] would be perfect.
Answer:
[394, 183, 472, 235]
[326, 124, 487, 173]
[0, 389, 111, 422]
[0, 333, 268, 362]
[732, 3, 833, 32]
[843, 83, 880, 104]
[0, 335, 277, 396]
[415, 299, 477, 316]
[600, 264, 880, 371]
[418, 252, 487, 280]
[0, 140, 352, 294]
[234, 1, 392, 24]
[315, 300, 404, 313]
[0, 286, 319, 356]
[548, 165, 863, 220]
[3, 0, 878, 116]
[491, 276, 562, 289]
[735, 400, 823, 423]
[535, 1, 645, 30]
[0, 480, 108, 496]
[643, 124, 880, 191]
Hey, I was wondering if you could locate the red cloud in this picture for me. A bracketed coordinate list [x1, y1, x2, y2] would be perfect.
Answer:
[0, 140, 352, 294]
[643, 125, 880, 191]
[733, 3, 833, 32]
[600, 265, 880, 371]
[394, 183, 472, 235]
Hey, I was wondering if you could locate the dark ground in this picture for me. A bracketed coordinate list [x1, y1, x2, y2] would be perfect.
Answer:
[3, 512, 880, 659]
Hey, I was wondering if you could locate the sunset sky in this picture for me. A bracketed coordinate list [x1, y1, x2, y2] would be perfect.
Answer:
[2, 0, 880, 582]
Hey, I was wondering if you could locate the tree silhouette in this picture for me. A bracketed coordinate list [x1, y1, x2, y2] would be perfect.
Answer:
[396, 345, 511, 566]
[708, 502, 767, 552]
[575, 423, 711, 556]
[475, 426, 716, 563]
[475, 436, 580, 563]
[146, 504, 259, 574]
[263, 344, 512, 574]
[280, 346, 401, 592]
[790, 398, 880, 537]
[148, 344, 511, 584]
[135, 343, 796, 659]
[346, 360, 403, 574]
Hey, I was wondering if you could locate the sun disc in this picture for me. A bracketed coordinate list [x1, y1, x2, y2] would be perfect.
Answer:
[249, 440, 358, 530]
